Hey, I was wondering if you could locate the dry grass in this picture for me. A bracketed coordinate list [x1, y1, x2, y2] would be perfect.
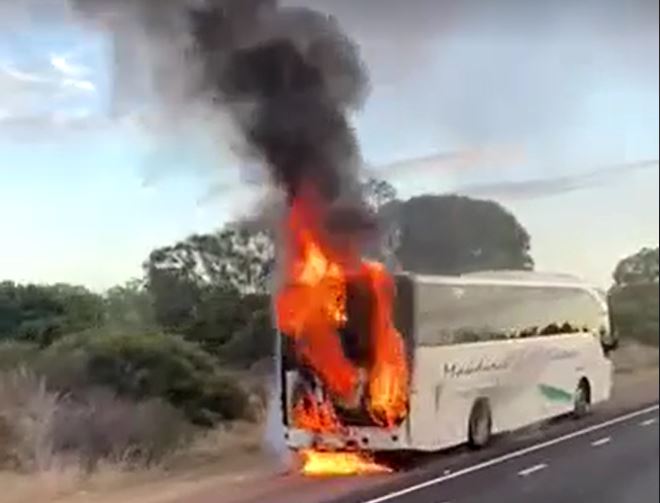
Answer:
[0, 374, 272, 503]
[164, 421, 266, 472]
[0, 420, 277, 503]
[0, 366, 274, 503]
[0, 461, 164, 503]
[611, 340, 660, 374]
[1, 368, 192, 471]
[0, 368, 59, 470]
[5, 343, 655, 503]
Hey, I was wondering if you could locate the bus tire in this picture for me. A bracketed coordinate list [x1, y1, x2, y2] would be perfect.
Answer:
[573, 378, 591, 418]
[468, 398, 492, 449]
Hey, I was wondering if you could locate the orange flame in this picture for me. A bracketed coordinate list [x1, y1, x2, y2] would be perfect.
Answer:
[276, 190, 409, 475]
[363, 261, 409, 428]
[276, 198, 360, 405]
[292, 393, 342, 433]
[299, 449, 392, 477]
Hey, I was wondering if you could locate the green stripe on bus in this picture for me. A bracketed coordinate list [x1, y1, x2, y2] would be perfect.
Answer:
[538, 384, 574, 403]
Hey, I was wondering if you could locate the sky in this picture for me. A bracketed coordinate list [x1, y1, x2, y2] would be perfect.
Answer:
[0, 0, 658, 291]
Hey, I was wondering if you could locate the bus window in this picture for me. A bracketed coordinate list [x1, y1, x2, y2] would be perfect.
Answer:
[416, 282, 604, 346]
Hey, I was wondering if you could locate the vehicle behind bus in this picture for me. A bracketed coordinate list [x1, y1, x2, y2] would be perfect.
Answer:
[280, 271, 614, 453]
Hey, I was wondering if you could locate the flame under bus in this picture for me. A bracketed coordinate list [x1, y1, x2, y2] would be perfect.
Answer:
[280, 271, 614, 453]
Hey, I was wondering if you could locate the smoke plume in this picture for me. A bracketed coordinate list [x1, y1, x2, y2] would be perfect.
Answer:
[69, 0, 376, 458]
[71, 0, 370, 216]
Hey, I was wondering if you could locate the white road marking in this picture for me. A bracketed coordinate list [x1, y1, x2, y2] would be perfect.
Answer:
[641, 417, 657, 427]
[591, 437, 611, 447]
[359, 404, 659, 503]
[518, 463, 547, 477]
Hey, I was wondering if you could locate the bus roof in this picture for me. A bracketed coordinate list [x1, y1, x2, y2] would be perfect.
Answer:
[404, 270, 596, 289]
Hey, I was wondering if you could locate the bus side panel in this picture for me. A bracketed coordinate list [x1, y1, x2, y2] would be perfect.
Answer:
[407, 347, 473, 451]
[409, 343, 546, 449]
[408, 334, 612, 451]
[583, 336, 614, 405]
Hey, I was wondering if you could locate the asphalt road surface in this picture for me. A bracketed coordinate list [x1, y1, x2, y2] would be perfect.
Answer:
[330, 404, 659, 503]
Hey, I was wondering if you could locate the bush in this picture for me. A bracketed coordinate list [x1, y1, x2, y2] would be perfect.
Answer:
[0, 282, 104, 346]
[0, 368, 58, 470]
[609, 283, 659, 347]
[42, 330, 252, 425]
[219, 307, 274, 366]
[51, 388, 191, 469]
[0, 369, 192, 471]
[0, 341, 40, 371]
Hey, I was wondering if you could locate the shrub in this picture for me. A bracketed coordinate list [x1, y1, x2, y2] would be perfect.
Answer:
[0, 282, 104, 347]
[609, 283, 659, 347]
[51, 388, 191, 469]
[219, 307, 274, 367]
[42, 330, 252, 425]
[0, 341, 40, 371]
[0, 369, 193, 471]
[0, 368, 58, 470]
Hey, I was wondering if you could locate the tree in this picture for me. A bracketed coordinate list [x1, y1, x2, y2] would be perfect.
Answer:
[45, 330, 251, 425]
[387, 194, 534, 275]
[144, 227, 274, 298]
[103, 279, 156, 330]
[0, 281, 104, 346]
[358, 177, 402, 267]
[362, 177, 398, 213]
[609, 247, 659, 347]
[613, 247, 659, 286]
[143, 227, 274, 357]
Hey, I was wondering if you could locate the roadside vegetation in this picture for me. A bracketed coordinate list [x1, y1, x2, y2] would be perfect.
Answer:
[1, 180, 658, 486]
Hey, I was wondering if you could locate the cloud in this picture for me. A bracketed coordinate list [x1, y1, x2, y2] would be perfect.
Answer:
[368, 146, 527, 180]
[0, 48, 99, 136]
[50, 53, 88, 77]
[61, 77, 95, 92]
[0, 62, 51, 84]
[454, 159, 660, 200]
[291, 0, 659, 169]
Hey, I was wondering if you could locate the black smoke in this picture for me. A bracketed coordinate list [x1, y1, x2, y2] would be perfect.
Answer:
[72, 0, 369, 206]
[189, 2, 371, 216]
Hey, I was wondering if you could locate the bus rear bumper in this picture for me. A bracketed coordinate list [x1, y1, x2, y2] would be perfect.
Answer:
[285, 426, 408, 452]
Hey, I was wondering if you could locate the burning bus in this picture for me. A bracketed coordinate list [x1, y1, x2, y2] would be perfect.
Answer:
[155, 0, 615, 476]
[277, 256, 615, 470]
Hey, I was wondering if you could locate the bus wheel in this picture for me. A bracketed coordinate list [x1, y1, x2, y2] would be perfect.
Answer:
[468, 399, 492, 449]
[573, 379, 591, 418]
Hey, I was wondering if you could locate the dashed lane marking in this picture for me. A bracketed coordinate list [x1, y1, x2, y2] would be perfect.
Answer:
[591, 437, 611, 447]
[359, 404, 659, 503]
[518, 463, 548, 477]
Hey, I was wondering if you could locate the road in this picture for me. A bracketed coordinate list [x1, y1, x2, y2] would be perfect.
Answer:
[330, 405, 659, 503]
[69, 370, 655, 503]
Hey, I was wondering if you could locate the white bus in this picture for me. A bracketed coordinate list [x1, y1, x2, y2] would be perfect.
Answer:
[281, 271, 615, 452]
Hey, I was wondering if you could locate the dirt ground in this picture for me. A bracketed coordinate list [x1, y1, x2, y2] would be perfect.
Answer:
[2, 342, 658, 503]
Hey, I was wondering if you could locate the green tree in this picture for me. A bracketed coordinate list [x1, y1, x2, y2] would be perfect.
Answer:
[44, 330, 251, 425]
[143, 227, 274, 357]
[145, 228, 273, 296]
[104, 279, 156, 330]
[613, 247, 659, 286]
[219, 305, 274, 366]
[362, 176, 398, 213]
[387, 194, 534, 274]
[609, 247, 659, 347]
[0, 282, 104, 346]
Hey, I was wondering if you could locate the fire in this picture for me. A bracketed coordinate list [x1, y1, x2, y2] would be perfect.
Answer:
[276, 197, 361, 407]
[292, 393, 342, 433]
[276, 189, 409, 476]
[363, 260, 409, 428]
[299, 449, 392, 477]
